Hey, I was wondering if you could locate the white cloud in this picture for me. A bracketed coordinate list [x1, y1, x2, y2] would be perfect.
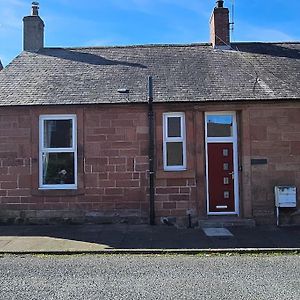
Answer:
[0, 0, 25, 6]
[83, 38, 119, 47]
[161, 0, 211, 17]
[0, 9, 22, 30]
[0, 0, 28, 66]
[109, 0, 210, 17]
[0, 0, 26, 31]
[255, 29, 294, 42]
[235, 24, 295, 42]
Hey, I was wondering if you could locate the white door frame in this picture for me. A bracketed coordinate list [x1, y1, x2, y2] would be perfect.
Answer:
[205, 111, 239, 215]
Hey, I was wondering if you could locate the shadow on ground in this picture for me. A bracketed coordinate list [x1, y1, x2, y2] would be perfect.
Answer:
[0, 224, 299, 250]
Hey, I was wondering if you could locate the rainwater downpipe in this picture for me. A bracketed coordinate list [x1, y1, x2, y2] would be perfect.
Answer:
[148, 76, 155, 225]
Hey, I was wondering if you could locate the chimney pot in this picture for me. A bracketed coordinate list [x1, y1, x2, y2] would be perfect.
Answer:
[31, 2, 39, 16]
[216, 0, 224, 8]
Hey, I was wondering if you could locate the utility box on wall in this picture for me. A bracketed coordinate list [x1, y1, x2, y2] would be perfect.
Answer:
[275, 186, 297, 207]
[274, 186, 297, 226]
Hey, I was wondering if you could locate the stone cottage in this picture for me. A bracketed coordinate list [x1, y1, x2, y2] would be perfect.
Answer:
[0, 1, 299, 226]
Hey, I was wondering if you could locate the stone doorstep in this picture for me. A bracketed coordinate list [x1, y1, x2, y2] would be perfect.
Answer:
[198, 217, 256, 228]
[202, 227, 234, 237]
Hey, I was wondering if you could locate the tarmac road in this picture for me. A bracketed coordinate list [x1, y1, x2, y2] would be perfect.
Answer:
[0, 254, 299, 300]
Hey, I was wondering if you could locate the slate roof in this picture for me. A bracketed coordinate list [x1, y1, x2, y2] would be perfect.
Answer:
[0, 42, 299, 106]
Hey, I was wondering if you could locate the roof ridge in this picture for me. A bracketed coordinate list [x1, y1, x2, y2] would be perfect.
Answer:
[43, 43, 212, 50]
[38, 41, 300, 51]
[231, 41, 300, 45]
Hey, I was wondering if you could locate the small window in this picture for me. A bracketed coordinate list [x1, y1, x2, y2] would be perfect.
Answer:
[207, 115, 233, 137]
[39, 115, 77, 189]
[163, 113, 186, 171]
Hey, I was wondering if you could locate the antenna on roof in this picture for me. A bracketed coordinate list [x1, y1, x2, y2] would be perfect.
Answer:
[229, 0, 235, 33]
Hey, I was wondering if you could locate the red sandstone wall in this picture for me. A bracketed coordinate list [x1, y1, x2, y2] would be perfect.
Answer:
[0, 104, 201, 225]
[0, 109, 32, 215]
[0, 102, 299, 225]
[154, 108, 200, 226]
[249, 106, 300, 224]
[0, 105, 151, 223]
[83, 106, 149, 220]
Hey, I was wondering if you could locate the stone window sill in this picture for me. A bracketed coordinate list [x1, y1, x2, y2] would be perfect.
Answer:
[31, 188, 85, 197]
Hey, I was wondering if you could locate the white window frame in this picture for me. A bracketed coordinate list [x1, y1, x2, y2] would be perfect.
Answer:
[163, 112, 187, 171]
[39, 114, 77, 190]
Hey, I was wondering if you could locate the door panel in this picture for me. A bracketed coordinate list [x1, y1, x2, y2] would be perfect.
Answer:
[208, 143, 235, 213]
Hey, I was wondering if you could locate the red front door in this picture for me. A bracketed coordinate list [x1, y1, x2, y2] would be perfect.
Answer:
[207, 143, 235, 213]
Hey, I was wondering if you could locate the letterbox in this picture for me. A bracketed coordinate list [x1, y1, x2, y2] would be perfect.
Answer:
[274, 186, 297, 208]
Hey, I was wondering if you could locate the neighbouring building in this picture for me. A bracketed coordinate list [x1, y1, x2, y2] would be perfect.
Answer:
[0, 1, 299, 226]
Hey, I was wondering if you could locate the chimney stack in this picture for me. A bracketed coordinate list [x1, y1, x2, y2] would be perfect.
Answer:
[23, 2, 44, 51]
[210, 0, 230, 48]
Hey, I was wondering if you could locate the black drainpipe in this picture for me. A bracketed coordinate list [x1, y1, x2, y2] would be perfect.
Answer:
[148, 76, 155, 225]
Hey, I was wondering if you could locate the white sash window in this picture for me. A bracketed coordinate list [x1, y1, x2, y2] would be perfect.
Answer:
[163, 112, 186, 171]
[39, 115, 77, 189]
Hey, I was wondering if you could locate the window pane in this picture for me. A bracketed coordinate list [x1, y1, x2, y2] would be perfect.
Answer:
[168, 117, 181, 137]
[42, 152, 74, 185]
[44, 120, 73, 148]
[207, 115, 233, 137]
[167, 142, 183, 166]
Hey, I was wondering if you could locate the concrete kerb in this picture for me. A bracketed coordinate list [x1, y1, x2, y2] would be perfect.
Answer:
[0, 248, 299, 256]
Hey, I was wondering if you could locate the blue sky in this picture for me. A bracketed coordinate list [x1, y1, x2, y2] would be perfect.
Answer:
[0, 0, 299, 66]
